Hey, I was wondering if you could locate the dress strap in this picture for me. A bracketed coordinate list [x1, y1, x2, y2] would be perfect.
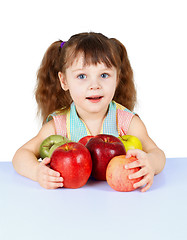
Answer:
[53, 115, 67, 137]
[117, 109, 134, 136]
[46, 107, 68, 137]
[47, 101, 136, 140]
[115, 102, 135, 136]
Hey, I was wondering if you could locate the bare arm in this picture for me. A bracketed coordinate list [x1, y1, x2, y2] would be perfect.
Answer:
[126, 115, 166, 192]
[127, 115, 166, 174]
[12, 120, 63, 188]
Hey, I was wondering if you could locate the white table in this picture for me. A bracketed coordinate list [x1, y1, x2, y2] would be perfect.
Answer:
[0, 158, 187, 240]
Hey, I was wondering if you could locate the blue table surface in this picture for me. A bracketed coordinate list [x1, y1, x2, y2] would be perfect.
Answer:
[0, 158, 187, 240]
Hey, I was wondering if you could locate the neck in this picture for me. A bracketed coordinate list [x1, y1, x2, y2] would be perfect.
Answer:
[75, 105, 109, 123]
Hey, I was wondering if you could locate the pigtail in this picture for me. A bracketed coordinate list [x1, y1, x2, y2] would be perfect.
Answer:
[111, 38, 137, 111]
[35, 41, 72, 124]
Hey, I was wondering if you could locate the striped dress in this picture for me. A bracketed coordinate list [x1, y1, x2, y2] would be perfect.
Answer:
[46, 101, 135, 142]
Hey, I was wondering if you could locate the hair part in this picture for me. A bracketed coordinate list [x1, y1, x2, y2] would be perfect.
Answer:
[35, 32, 136, 124]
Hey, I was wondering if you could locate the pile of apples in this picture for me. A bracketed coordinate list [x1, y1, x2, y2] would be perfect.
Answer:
[39, 134, 143, 191]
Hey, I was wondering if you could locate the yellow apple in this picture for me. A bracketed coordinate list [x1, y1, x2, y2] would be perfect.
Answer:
[118, 135, 142, 152]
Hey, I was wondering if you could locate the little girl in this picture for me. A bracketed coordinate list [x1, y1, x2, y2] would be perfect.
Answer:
[12, 32, 166, 192]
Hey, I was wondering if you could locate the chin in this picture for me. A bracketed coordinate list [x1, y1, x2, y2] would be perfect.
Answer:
[75, 98, 110, 116]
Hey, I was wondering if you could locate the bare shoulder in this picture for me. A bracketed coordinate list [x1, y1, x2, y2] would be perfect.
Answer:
[37, 119, 56, 140]
[127, 115, 147, 135]
[127, 115, 158, 152]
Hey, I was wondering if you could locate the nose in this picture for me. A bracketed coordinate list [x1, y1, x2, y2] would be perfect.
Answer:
[89, 85, 101, 90]
[89, 77, 101, 90]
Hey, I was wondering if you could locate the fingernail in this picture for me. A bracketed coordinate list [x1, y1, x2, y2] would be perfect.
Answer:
[125, 165, 128, 169]
[60, 177, 63, 181]
[128, 175, 132, 179]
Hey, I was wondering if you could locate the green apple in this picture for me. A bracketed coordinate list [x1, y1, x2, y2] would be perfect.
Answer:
[118, 135, 142, 152]
[39, 135, 71, 159]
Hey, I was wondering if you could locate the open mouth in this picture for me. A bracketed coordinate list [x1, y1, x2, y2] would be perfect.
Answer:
[86, 96, 103, 100]
[86, 95, 103, 102]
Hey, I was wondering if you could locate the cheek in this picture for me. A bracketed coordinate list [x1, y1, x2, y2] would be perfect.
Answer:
[105, 80, 117, 95]
[68, 84, 85, 100]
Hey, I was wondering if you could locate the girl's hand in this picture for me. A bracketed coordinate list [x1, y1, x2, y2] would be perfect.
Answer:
[125, 149, 155, 192]
[36, 157, 64, 189]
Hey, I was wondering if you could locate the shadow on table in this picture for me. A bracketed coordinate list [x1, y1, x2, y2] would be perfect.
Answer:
[86, 171, 166, 192]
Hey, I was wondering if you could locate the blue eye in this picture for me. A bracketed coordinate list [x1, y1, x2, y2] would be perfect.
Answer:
[78, 74, 86, 79]
[101, 73, 109, 78]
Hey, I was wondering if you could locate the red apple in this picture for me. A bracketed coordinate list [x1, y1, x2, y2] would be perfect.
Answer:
[78, 135, 94, 146]
[106, 155, 143, 192]
[86, 134, 126, 181]
[50, 142, 92, 188]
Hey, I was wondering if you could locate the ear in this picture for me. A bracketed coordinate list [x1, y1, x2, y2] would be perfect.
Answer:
[58, 72, 69, 91]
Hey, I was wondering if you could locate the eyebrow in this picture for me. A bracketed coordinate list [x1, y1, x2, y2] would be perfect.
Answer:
[72, 67, 113, 72]
[72, 69, 84, 72]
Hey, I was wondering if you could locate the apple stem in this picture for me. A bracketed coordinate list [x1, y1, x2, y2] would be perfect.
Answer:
[106, 137, 110, 143]
[121, 137, 127, 142]
[65, 145, 69, 151]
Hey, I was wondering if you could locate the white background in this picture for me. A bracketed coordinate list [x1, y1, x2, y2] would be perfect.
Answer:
[0, 0, 186, 162]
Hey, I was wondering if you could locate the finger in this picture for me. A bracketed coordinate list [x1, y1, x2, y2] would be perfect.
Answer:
[141, 181, 152, 192]
[44, 182, 64, 189]
[42, 157, 51, 165]
[128, 167, 148, 179]
[126, 149, 143, 159]
[42, 166, 60, 177]
[133, 175, 150, 189]
[125, 159, 144, 169]
[47, 176, 64, 183]
[47, 168, 61, 177]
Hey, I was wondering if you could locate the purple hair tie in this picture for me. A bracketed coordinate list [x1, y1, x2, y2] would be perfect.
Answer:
[60, 41, 66, 48]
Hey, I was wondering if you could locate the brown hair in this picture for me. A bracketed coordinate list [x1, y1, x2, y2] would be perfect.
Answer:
[35, 32, 136, 123]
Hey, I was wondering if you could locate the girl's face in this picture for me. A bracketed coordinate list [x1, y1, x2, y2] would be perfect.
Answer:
[58, 54, 118, 118]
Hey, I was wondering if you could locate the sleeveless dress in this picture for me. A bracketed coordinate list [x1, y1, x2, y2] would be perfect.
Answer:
[46, 101, 135, 142]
